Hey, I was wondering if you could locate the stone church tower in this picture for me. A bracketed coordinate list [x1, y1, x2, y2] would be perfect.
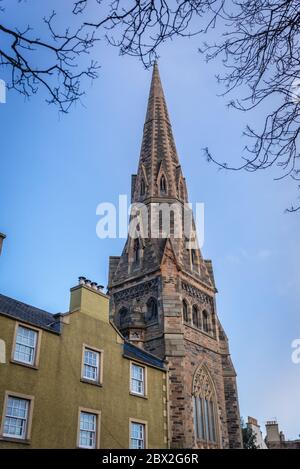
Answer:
[108, 63, 243, 449]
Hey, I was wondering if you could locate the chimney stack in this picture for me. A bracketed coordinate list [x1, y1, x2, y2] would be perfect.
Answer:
[0, 233, 6, 256]
[69, 276, 109, 323]
[265, 420, 280, 442]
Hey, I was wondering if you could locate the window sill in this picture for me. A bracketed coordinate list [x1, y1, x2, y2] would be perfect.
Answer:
[10, 359, 38, 370]
[183, 323, 216, 339]
[76, 445, 100, 450]
[80, 378, 103, 387]
[0, 436, 31, 445]
[129, 391, 148, 400]
[196, 438, 218, 447]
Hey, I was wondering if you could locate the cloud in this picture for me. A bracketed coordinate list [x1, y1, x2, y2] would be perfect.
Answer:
[225, 248, 271, 265]
[257, 249, 271, 260]
[278, 273, 300, 296]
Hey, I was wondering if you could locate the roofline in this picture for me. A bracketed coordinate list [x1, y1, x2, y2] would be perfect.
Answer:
[0, 310, 61, 335]
[123, 341, 166, 371]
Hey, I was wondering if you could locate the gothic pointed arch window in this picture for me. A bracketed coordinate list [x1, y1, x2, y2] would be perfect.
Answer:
[179, 180, 185, 200]
[193, 365, 218, 444]
[140, 178, 145, 196]
[192, 305, 200, 329]
[202, 310, 210, 334]
[170, 210, 174, 237]
[146, 297, 158, 323]
[119, 307, 128, 328]
[160, 174, 167, 194]
[159, 210, 163, 238]
[191, 249, 196, 270]
[182, 300, 189, 323]
[133, 238, 140, 263]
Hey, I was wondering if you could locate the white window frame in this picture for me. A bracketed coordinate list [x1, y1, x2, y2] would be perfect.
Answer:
[130, 420, 147, 449]
[0, 391, 34, 441]
[83, 349, 99, 382]
[77, 408, 101, 449]
[130, 362, 146, 397]
[13, 324, 38, 366]
[81, 345, 103, 385]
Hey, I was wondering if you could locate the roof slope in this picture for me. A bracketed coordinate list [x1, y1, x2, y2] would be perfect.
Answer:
[0, 293, 61, 333]
[123, 342, 165, 370]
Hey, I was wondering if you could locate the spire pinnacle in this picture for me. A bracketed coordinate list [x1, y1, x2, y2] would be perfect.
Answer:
[145, 61, 170, 125]
[132, 61, 184, 202]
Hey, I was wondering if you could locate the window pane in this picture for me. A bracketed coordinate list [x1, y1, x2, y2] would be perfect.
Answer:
[14, 326, 37, 365]
[183, 301, 188, 323]
[79, 412, 97, 448]
[197, 397, 205, 440]
[192, 306, 200, 328]
[130, 422, 145, 449]
[193, 396, 198, 438]
[209, 400, 216, 442]
[193, 396, 205, 441]
[203, 311, 209, 333]
[83, 349, 99, 381]
[131, 364, 144, 395]
[3, 397, 29, 439]
[204, 399, 210, 441]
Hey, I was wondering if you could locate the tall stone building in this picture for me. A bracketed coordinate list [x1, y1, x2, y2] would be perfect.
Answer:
[108, 63, 243, 449]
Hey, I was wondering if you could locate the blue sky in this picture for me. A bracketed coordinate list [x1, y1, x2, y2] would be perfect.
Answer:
[1, 1, 300, 440]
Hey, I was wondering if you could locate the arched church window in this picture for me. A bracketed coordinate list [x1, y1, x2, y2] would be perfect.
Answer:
[160, 175, 167, 194]
[179, 181, 184, 200]
[119, 307, 128, 328]
[193, 365, 217, 444]
[182, 300, 189, 323]
[191, 249, 196, 270]
[170, 210, 174, 236]
[140, 178, 145, 196]
[202, 310, 209, 334]
[159, 210, 163, 237]
[146, 297, 158, 322]
[192, 305, 200, 329]
[133, 238, 140, 263]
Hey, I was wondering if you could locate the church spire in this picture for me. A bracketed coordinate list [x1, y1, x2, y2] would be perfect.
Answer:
[145, 61, 173, 129]
[108, 62, 243, 451]
[132, 62, 185, 202]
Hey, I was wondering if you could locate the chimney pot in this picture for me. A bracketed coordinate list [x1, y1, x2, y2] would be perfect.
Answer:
[97, 285, 104, 291]
[91, 282, 98, 290]
[85, 279, 92, 287]
[78, 276, 86, 285]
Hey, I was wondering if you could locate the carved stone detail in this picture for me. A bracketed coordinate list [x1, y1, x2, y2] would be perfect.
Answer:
[193, 365, 215, 400]
[114, 278, 159, 302]
[182, 282, 214, 307]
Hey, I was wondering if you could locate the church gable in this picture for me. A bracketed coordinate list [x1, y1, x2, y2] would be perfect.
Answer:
[160, 238, 181, 273]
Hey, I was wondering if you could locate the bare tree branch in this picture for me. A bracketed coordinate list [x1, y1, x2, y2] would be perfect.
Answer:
[1, 0, 300, 210]
[201, 0, 300, 212]
[76, 0, 300, 212]
[0, 5, 99, 112]
[73, 0, 220, 67]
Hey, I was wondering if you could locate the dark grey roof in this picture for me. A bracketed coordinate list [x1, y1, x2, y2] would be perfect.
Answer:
[123, 342, 165, 370]
[0, 293, 61, 333]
